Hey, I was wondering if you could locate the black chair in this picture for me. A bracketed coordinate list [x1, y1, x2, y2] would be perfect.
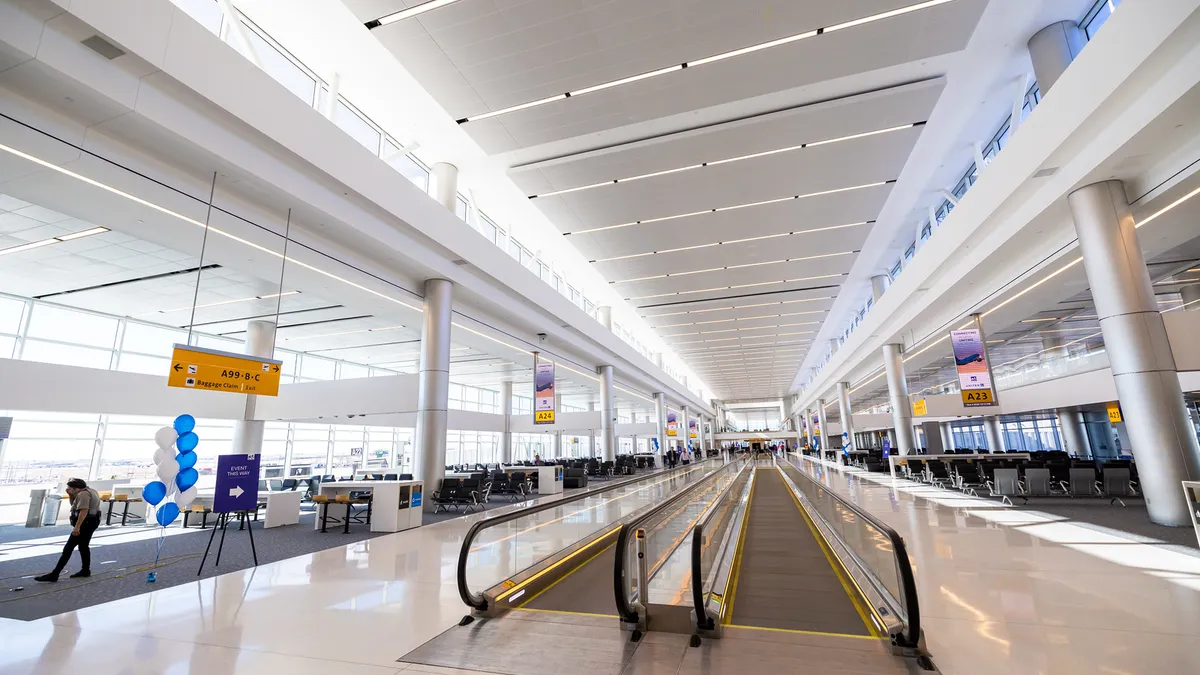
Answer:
[399, 473, 414, 481]
[563, 468, 588, 489]
[369, 473, 384, 481]
[281, 478, 299, 491]
[383, 473, 398, 481]
[432, 478, 480, 513]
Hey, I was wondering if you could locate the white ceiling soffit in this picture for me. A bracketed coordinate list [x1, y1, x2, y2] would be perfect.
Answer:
[359, 0, 985, 152]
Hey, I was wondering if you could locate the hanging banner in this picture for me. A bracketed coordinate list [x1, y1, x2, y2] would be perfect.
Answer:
[950, 328, 997, 407]
[667, 411, 678, 437]
[689, 419, 698, 439]
[533, 355, 555, 424]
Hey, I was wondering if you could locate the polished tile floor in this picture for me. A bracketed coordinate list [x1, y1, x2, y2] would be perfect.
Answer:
[791, 454, 1200, 675]
[3, 454, 1199, 674]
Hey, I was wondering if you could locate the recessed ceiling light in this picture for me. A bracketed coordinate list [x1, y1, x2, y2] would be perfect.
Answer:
[590, 222, 870, 263]
[141, 290, 302, 317]
[568, 183, 889, 236]
[0, 225, 109, 256]
[627, 273, 845, 300]
[610, 251, 857, 284]
[534, 125, 918, 199]
[455, 1, 959, 123]
[367, 0, 468, 28]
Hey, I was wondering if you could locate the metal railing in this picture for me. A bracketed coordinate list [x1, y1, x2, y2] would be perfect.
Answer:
[612, 458, 741, 626]
[690, 463, 753, 630]
[782, 457, 922, 649]
[456, 462, 707, 611]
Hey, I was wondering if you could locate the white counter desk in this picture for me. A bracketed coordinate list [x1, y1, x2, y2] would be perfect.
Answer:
[316, 480, 423, 532]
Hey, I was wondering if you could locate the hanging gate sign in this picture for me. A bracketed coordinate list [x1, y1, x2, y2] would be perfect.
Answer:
[534, 354, 555, 424]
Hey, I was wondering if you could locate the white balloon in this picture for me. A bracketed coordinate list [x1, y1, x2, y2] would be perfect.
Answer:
[153, 446, 174, 466]
[173, 485, 198, 508]
[155, 426, 178, 451]
[156, 460, 178, 484]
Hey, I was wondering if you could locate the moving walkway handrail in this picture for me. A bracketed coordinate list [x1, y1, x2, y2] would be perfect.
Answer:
[612, 458, 740, 624]
[785, 458, 922, 649]
[456, 461, 709, 611]
[689, 462, 751, 630]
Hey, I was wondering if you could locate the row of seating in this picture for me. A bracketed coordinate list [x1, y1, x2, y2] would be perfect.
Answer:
[864, 451, 1140, 506]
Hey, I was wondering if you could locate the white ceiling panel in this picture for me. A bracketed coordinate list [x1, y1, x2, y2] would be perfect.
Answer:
[591, 223, 871, 280]
[614, 257, 853, 301]
[456, 0, 984, 150]
[510, 80, 943, 194]
[534, 126, 920, 232]
[566, 184, 890, 261]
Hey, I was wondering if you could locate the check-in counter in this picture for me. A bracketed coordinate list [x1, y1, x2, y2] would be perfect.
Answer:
[316, 480, 423, 532]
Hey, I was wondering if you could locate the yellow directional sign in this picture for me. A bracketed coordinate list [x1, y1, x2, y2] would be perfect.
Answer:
[912, 399, 928, 416]
[961, 389, 995, 407]
[534, 410, 555, 424]
[168, 344, 282, 396]
[1107, 402, 1123, 423]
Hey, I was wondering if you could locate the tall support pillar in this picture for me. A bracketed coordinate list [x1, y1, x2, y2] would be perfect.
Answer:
[554, 431, 562, 459]
[836, 382, 854, 456]
[939, 422, 955, 453]
[596, 306, 613, 331]
[654, 393, 667, 463]
[881, 343, 915, 456]
[500, 381, 513, 464]
[984, 416, 1004, 454]
[232, 320, 275, 458]
[431, 162, 458, 212]
[598, 365, 617, 462]
[816, 399, 830, 457]
[415, 279, 453, 509]
[1069, 180, 1200, 524]
[1058, 409, 1090, 458]
[1027, 21, 1085, 96]
[681, 406, 691, 454]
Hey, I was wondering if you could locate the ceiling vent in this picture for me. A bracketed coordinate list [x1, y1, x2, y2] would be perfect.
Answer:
[1032, 167, 1058, 179]
[451, 259, 470, 266]
[81, 35, 125, 60]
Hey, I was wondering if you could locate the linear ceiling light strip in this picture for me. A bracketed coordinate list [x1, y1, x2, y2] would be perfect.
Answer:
[628, 273, 845, 301]
[663, 321, 820, 337]
[453, 1, 958, 123]
[0, 142, 423, 315]
[591, 221, 870, 263]
[568, 183, 889, 236]
[644, 296, 834, 319]
[533, 125, 920, 199]
[610, 250, 858, 284]
[0, 225, 108, 256]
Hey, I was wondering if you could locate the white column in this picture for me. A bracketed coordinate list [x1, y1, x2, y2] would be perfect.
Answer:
[232, 320, 275, 458]
[1027, 20, 1085, 96]
[598, 365, 617, 461]
[984, 416, 1004, 454]
[1058, 409, 1089, 458]
[500, 381, 513, 464]
[596, 305, 613, 331]
[836, 382, 854, 456]
[1069, 180, 1200, 524]
[654, 393, 667, 463]
[554, 431, 562, 459]
[940, 422, 955, 452]
[681, 406, 691, 454]
[414, 279, 453, 508]
[882, 344, 915, 456]
[816, 399, 829, 456]
[431, 162, 459, 212]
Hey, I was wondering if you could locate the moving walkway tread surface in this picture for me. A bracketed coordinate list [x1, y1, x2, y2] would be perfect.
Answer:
[727, 468, 873, 635]
[518, 545, 617, 616]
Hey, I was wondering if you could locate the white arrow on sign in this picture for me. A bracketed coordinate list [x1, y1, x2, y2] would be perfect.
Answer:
[229, 485, 244, 498]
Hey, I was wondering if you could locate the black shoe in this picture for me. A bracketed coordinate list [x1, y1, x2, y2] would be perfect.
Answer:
[34, 574, 59, 583]
[70, 570, 90, 578]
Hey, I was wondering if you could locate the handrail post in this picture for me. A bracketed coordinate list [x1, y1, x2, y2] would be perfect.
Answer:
[633, 528, 649, 630]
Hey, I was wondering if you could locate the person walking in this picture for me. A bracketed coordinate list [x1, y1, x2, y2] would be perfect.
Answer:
[36, 478, 102, 582]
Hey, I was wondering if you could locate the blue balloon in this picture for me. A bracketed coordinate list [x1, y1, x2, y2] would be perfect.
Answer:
[175, 467, 199, 492]
[155, 502, 180, 527]
[176, 431, 199, 452]
[173, 414, 195, 434]
[176, 450, 197, 470]
[143, 481, 167, 506]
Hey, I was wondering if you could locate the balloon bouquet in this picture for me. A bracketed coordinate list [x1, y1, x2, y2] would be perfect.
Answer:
[142, 414, 201, 582]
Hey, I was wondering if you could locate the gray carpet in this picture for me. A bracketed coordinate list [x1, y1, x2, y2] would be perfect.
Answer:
[0, 511, 389, 621]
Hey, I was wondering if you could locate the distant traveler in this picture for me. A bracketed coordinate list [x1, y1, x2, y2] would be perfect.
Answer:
[36, 478, 102, 582]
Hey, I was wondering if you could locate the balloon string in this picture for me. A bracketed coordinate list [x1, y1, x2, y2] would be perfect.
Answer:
[153, 526, 166, 569]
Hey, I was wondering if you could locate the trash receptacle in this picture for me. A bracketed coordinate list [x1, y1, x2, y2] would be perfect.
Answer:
[43, 494, 64, 526]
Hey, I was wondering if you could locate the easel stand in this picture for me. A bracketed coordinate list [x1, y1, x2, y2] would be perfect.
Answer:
[197, 510, 258, 575]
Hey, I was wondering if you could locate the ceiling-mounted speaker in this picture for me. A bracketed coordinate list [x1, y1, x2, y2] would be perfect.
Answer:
[81, 35, 125, 60]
